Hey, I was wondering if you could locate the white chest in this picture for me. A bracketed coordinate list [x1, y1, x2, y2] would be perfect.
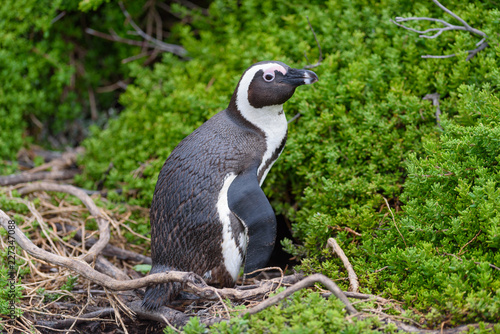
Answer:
[254, 107, 287, 185]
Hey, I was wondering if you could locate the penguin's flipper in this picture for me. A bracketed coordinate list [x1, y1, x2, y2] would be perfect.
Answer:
[228, 168, 277, 274]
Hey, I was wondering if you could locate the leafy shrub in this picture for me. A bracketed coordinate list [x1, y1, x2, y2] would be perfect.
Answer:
[366, 84, 500, 326]
[164, 290, 381, 334]
[0, 0, 145, 159]
[78, 0, 500, 326]
[3, 0, 499, 328]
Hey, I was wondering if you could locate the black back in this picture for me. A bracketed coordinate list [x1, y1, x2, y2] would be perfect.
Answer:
[149, 108, 266, 281]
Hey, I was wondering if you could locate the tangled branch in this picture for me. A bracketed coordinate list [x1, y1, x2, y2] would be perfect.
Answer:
[0, 149, 81, 186]
[391, 0, 488, 60]
[2, 181, 497, 332]
[0, 182, 356, 330]
[14, 182, 110, 263]
[85, 2, 187, 58]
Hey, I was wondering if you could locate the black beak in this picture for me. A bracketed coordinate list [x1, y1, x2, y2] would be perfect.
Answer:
[282, 68, 319, 86]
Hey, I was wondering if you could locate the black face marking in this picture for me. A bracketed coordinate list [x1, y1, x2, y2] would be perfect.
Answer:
[248, 70, 297, 109]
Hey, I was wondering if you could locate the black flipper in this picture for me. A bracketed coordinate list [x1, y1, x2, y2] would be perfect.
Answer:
[228, 167, 277, 274]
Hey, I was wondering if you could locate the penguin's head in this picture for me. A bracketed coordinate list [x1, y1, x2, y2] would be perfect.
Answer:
[229, 61, 318, 117]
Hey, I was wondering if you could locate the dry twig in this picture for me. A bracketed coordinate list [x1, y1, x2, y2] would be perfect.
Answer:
[391, 0, 488, 60]
[457, 230, 481, 256]
[239, 274, 357, 316]
[118, 2, 186, 57]
[0, 170, 80, 187]
[0, 149, 82, 186]
[383, 197, 407, 247]
[423, 93, 442, 129]
[327, 238, 359, 293]
[303, 16, 323, 69]
[85, 2, 187, 59]
[18, 182, 110, 263]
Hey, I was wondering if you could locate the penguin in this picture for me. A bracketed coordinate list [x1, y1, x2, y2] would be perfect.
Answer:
[142, 61, 318, 310]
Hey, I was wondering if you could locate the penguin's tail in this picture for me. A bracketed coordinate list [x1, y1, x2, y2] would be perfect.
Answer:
[141, 266, 181, 311]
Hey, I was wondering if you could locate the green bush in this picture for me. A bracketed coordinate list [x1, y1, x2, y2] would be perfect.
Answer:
[164, 290, 382, 334]
[0, 0, 145, 159]
[78, 0, 500, 326]
[367, 84, 500, 326]
[2, 0, 499, 329]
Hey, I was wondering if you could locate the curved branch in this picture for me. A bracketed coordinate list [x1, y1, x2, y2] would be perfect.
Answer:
[118, 2, 187, 57]
[430, 0, 482, 35]
[239, 273, 357, 316]
[2, 206, 357, 321]
[391, 0, 488, 60]
[18, 182, 110, 263]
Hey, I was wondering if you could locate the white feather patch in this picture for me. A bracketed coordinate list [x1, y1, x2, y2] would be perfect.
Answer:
[217, 173, 243, 281]
[235, 63, 288, 185]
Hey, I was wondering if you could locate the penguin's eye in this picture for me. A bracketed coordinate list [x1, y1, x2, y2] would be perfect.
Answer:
[263, 72, 275, 82]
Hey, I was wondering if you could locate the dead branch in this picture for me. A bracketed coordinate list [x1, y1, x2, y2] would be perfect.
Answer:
[85, 28, 152, 48]
[56, 222, 151, 264]
[27, 148, 82, 173]
[51, 11, 66, 24]
[383, 197, 407, 247]
[391, 0, 488, 60]
[327, 238, 359, 293]
[239, 273, 357, 316]
[423, 93, 442, 129]
[183, 273, 302, 302]
[303, 16, 323, 69]
[457, 230, 482, 256]
[1, 149, 82, 186]
[85, 2, 187, 58]
[118, 2, 187, 57]
[96, 80, 130, 93]
[36, 308, 115, 329]
[95, 255, 131, 281]
[88, 86, 98, 120]
[128, 300, 191, 327]
[128, 300, 223, 328]
[18, 182, 110, 263]
[0, 169, 80, 186]
[288, 113, 302, 124]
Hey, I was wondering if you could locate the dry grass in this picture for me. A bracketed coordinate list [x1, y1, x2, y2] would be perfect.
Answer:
[0, 185, 293, 333]
[0, 185, 157, 333]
